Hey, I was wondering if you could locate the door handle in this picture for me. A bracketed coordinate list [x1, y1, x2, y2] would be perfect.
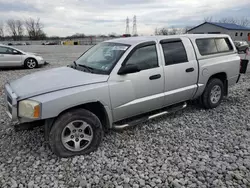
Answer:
[186, 68, 194, 72]
[149, 74, 161, 80]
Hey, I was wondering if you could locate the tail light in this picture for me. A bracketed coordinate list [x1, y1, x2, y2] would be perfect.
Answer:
[240, 59, 249, 74]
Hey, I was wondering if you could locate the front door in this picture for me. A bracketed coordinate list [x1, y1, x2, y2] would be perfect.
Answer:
[109, 42, 165, 122]
[0, 46, 22, 66]
[160, 38, 198, 106]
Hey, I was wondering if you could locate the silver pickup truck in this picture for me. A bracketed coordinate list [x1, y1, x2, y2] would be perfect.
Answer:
[4, 34, 248, 157]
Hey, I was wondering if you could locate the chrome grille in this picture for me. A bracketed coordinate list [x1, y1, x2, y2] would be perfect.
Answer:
[8, 105, 12, 114]
[5, 83, 18, 121]
[7, 95, 12, 104]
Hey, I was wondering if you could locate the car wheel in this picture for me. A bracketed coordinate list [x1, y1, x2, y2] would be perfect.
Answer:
[49, 109, 103, 158]
[25, 58, 38, 69]
[201, 78, 224, 109]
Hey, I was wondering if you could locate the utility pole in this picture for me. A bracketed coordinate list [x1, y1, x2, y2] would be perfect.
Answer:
[132, 15, 138, 36]
[125, 17, 130, 35]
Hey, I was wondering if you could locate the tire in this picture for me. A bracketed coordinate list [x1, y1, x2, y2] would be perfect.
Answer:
[49, 109, 103, 158]
[201, 78, 224, 109]
[24, 58, 38, 69]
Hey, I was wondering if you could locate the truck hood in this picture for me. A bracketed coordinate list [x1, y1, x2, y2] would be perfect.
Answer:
[9, 67, 109, 100]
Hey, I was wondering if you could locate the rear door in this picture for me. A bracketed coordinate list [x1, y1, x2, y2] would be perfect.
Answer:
[160, 37, 198, 106]
[0, 46, 22, 67]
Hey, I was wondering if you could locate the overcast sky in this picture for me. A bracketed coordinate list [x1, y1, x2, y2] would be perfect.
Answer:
[0, 0, 250, 37]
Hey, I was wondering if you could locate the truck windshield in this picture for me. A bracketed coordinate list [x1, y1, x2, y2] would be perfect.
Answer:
[75, 42, 130, 74]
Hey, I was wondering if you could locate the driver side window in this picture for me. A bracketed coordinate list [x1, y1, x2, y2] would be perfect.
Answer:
[126, 45, 158, 71]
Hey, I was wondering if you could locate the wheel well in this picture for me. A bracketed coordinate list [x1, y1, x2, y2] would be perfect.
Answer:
[25, 57, 37, 61]
[58, 102, 110, 130]
[208, 72, 228, 95]
[44, 102, 110, 143]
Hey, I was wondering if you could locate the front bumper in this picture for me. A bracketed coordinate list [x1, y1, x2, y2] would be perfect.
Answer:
[35, 56, 46, 65]
[37, 59, 45, 65]
[4, 83, 18, 121]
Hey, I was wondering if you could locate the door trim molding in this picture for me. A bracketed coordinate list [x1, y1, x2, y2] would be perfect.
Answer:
[164, 84, 199, 96]
[116, 92, 164, 109]
[116, 84, 202, 109]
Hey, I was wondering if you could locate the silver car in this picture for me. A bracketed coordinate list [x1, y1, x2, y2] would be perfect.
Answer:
[0, 44, 45, 69]
[4, 34, 248, 157]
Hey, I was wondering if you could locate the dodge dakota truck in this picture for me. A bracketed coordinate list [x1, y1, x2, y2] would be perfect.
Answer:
[4, 34, 248, 157]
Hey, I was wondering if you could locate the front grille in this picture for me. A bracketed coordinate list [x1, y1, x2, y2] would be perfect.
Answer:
[5, 91, 13, 117]
[4, 84, 18, 120]
[8, 105, 12, 114]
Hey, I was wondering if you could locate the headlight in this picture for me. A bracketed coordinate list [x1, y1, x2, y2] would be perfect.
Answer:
[18, 100, 41, 119]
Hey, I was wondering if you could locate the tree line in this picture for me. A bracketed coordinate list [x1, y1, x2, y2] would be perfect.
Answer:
[0, 18, 46, 41]
[155, 17, 250, 36]
[1, 17, 249, 39]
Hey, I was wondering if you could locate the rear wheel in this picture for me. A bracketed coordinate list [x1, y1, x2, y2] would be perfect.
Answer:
[49, 109, 103, 157]
[25, 58, 38, 69]
[201, 78, 224, 109]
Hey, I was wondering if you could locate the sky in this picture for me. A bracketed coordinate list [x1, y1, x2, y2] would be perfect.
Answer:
[0, 0, 250, 37]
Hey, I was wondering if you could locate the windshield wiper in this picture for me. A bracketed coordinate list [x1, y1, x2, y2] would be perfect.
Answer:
[67, 61, 78, 69]
[78, 64, 94, 73]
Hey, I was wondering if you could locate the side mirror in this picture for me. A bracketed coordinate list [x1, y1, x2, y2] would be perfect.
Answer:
[12, 50, 20, 55]
[118, 64, 140, 75]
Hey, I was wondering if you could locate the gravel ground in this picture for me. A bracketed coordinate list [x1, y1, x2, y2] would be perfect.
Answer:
[0, 46, 250, 188]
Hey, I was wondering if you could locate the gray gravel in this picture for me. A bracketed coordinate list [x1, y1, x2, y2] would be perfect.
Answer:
[1, 46, 250, 188]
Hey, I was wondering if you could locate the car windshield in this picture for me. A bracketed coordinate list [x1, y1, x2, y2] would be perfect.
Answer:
[75, 42, 130, 74]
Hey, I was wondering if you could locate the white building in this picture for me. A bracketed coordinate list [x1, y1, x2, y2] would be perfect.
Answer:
[188, 22, 250, 44]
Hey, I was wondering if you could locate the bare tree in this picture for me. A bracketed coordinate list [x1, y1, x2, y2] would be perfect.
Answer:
[6, 19, 18, 40]
[169, 26, 178, 35]
[0, 22, 4, 38]
[155, 26, 182, 35]
[219, 17, 237, 24]
[237, 17, 250, 27]
[16, 20, 24, 37]
[25, 18, 46, 40]
[155, 27, 169, 35]
[183, 26, 194, 34]
[5, 19, 24, 40]
[205, 16, 250, 27]
[204, 17, 213, 22]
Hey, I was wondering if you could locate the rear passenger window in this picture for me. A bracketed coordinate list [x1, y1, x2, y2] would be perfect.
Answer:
[126, 45, 158, 71]
[196, 39, 217, 55]
[215, 38, 233, 52]
[196, 38, 233, 55]
[161, 41, 188, 65]
[0, 46, 14, 54]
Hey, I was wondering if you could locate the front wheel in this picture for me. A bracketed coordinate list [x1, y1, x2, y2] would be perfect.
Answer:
[49, 109, 103, 157]
[201, 78, 224, 109]
[24, 58, 38, 69]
